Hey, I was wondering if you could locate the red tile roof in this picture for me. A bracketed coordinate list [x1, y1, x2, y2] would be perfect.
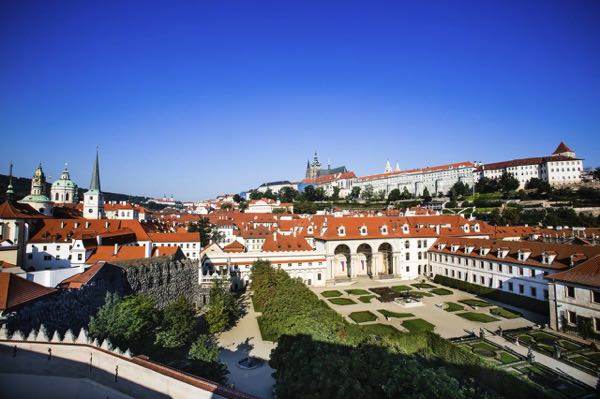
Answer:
[358, 161, 474, 181]
[0, 272, 57, 311]
[553, 141, 574, 155]
[479, 155, 577, 171]
[546, 255, 600, 288]
[262, 233, 313, 252]
[431, 237, 600, 271]
[0, 200, 45, 219]
[85, 245, 181, 264]
[28, 219, 151, 243]
[148, 232, 200, 243]
[223, 240, 245, 253]
[58, 261, 107, 289]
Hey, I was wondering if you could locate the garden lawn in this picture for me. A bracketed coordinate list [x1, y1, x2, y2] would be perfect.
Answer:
[412, 283, 436, 289]
[459, 299, 492, 308]
[402, 318, 435, 333]
[444, 302, 465, 312]
[328, 298, 356, 305]
[498, 351, 519, 364]
[345, 289, 371, 296]
[408, 291, 434, 298]
[321, 290, 343, 298]
[431, 288, 453, 296]
[360, 323, 404, 339]
[490, 307, 521, 319]
[456, 312, 500, 323]
[390, 285, 412, 293]
[377, 309, 414, 319]
[358, 295, 377, 303]
[348, 311, 378, 323]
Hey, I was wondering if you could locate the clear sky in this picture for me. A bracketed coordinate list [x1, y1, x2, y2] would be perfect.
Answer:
[1, 1, 599, 200]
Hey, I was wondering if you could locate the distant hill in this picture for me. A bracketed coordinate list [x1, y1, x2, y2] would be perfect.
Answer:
[0, 174, 149, 204]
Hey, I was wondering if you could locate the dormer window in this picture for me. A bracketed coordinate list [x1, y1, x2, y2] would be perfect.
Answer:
[497, 249, 508, 259]
[437, 242, 446, 251]
[360, 226, 367, 236]
[380, 225, 388, 235]
[402, 224, 409, 234]
[338, 226, 346, 236]
[465, 245, 474, 254]
[307, 226, 313, 234]
[473, 223, 480, 232]
[479, 247, 490, 256]
[463, 224, 470, 233]
[450, 244, 459, 252]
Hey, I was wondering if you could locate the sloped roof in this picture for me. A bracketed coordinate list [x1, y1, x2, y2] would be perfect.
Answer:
[0, 200, 45, 219]
[0, 272, 57, 311]
[223, 240, 245, 253]
[262, 233, 313, 252]
[58, 261, 107, 289]
[546, 255, 600, 288]
[553, 142, 574, 155]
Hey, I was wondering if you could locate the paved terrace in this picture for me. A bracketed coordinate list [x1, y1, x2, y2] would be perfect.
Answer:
[217, 294, 276, 399]
[312, 278, 543, 338]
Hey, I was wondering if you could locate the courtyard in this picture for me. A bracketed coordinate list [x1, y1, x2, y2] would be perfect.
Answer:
[312, 278, 542, 338]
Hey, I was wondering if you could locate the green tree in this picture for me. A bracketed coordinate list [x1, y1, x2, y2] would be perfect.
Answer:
[499, 172, 520, 192]
[89, 293, 159, 352]
[249, 190, 263, 200]
[475, 176, 499, 194]
[279, 186, 299, 203]
[189, 218, 223, 247]
[449, 181, 470, 197]
[348, 186, 361, 201]
[205, 279, 240, 334]
[155, 296, 197, 349]
[188, 335, 229, 383]
[263, 188, 276, 200]
[314, 187, 326, 201]
[421, 187, 432, 201]
[302, 185, 317, 201]
[387, 188, 401, 202]
[331, 186, 341, 201]
[362, 185, 374, 201]
[232, 194, 242, 203]
[399, 187, 413, 200]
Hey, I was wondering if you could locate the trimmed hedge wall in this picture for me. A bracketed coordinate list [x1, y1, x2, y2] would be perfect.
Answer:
[433, 275, 549, 316]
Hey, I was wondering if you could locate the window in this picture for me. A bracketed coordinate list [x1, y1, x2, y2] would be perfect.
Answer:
[498, 280, 503, 289]
[472, 274, 476, 283]
[530, 287, 537, 297]
[530, 269, 535, 277]
[518, 284, 524, 294]
[480, 276, 485, 284]
[519, 267, 524, 276]
[567, 310, 577, 325]
[317, 273, 322, 281]
[451, 270, 455, 278]
[593, 291, 600, 303]
[405, 241, 410, 249]
[405, 253, 410, 261]
[595, 318, 600, 332]
[508, 265, 513, 274]
[508, 282, 514, 292]
[566, 286, 575, 298]
[406, 266, 410, 272]
[77, 254, 82, 261]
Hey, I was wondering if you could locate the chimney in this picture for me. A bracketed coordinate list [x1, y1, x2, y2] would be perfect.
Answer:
[96, 235, 102, 246]
[113, 243, 118, 256]
[145, 242, 152, 258]
[273, 232, 277, 241]
[60, 221, 65, 229]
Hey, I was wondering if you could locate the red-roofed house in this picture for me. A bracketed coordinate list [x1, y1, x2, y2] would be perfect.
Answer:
[0, 272, 57, 313]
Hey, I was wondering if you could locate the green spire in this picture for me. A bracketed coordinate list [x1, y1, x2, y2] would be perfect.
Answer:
[89, 148, 101, 191]
[6, 162, 14, 202]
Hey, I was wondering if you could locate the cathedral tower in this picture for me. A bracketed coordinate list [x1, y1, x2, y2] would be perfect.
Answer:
[83, 149, 104, 219]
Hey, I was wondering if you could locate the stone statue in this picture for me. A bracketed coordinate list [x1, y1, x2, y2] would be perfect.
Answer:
[527, 346, 535, 363]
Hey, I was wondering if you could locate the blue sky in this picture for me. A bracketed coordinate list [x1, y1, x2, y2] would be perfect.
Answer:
[1, 1, 599, 200]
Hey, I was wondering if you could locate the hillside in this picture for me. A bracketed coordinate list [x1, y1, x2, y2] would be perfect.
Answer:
[0, 174, 149, 204]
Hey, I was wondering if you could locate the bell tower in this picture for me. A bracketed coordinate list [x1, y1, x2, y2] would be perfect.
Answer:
[83, 149, 105, 219]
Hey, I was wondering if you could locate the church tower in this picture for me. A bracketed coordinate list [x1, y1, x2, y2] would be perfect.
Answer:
[19, 163, 53, 216]
[51, 164, 78, 204]
[385, 159, 392, 173]
[83, 149, 104, 219]
[306, 151, 321, 180]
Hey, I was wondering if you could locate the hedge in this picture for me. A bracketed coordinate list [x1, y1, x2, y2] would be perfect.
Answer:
[433, 275, 549, 316]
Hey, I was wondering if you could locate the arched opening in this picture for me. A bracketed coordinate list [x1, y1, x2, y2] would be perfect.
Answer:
[334, 244, 351, 278]
[378, 243, 393, 275]
[357, 243, 373, 277]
